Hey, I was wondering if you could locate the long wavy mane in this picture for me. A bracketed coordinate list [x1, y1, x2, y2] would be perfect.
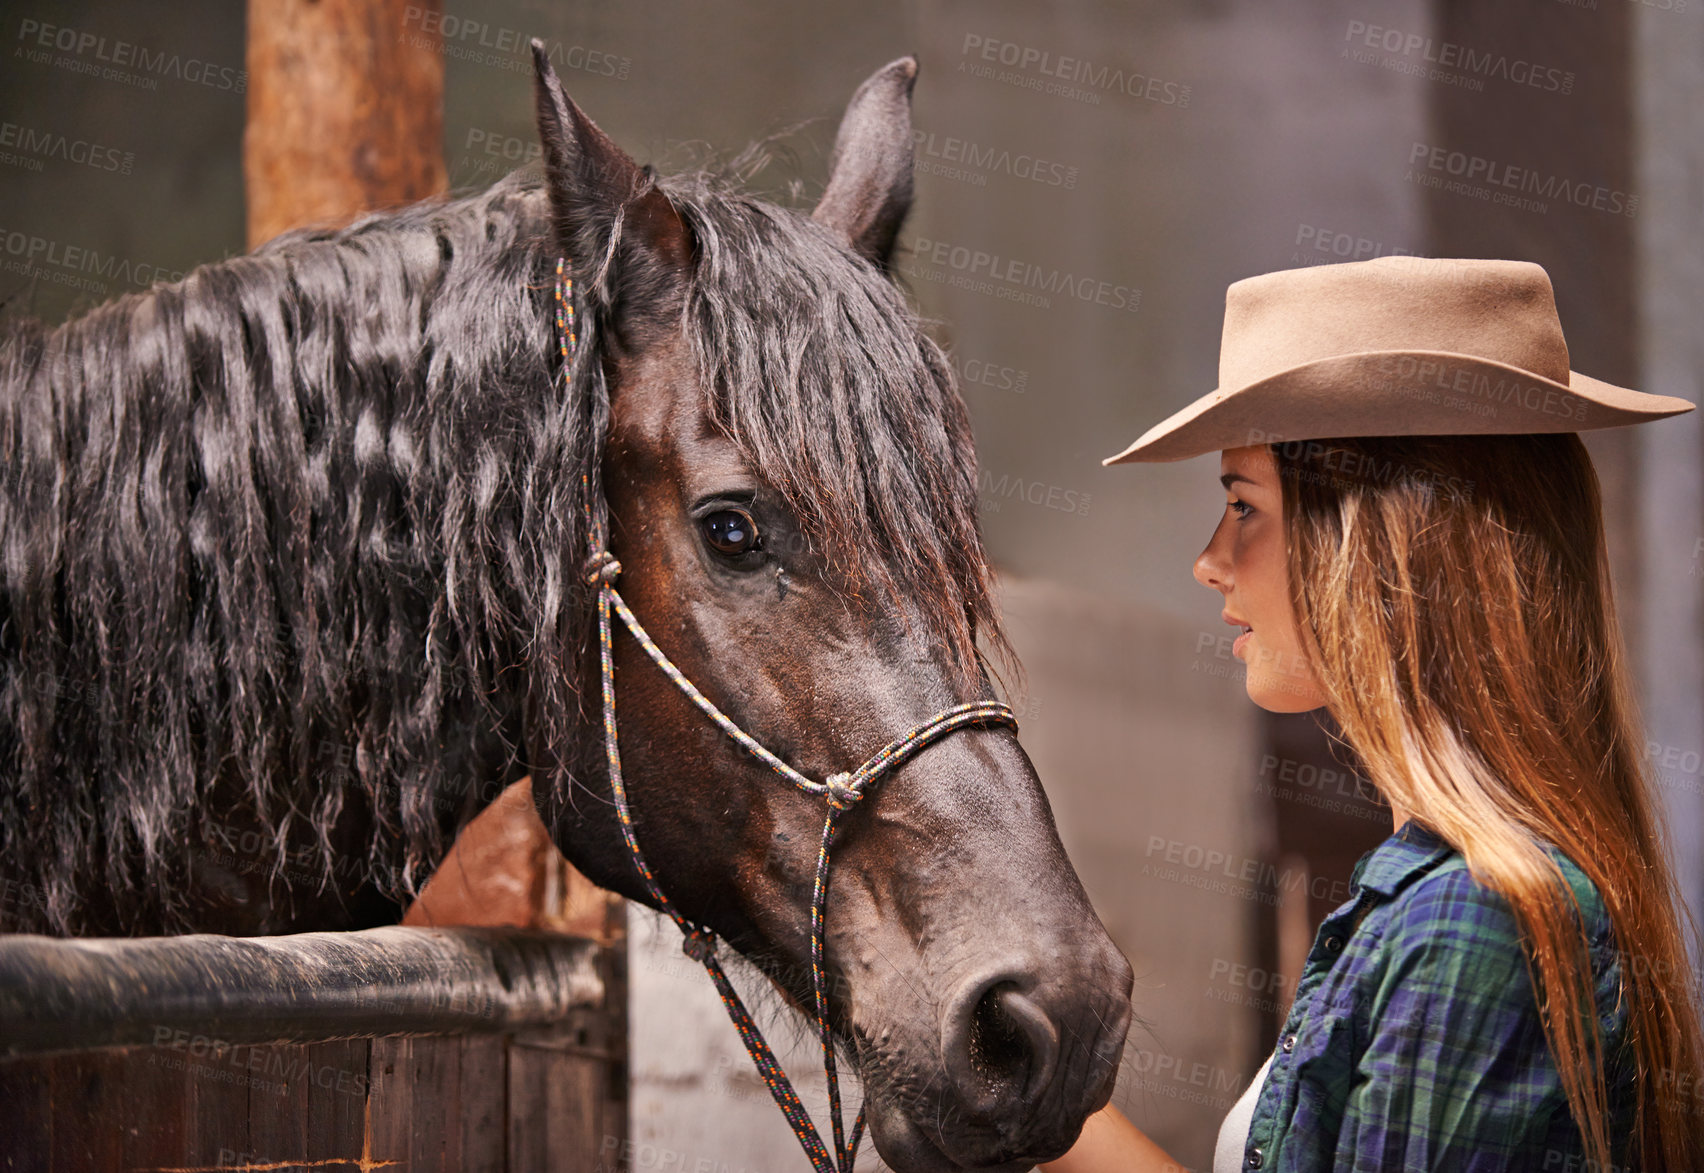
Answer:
[0, 162, 1004, 936]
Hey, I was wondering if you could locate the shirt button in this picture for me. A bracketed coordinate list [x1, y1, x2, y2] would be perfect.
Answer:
[1245, 1148, 1264, 1169]
[1323, 935, 1343, 954]
[1282, 1033, 1297, 1053]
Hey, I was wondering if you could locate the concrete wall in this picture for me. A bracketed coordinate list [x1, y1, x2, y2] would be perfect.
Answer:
[1633, 0, 1704, 961]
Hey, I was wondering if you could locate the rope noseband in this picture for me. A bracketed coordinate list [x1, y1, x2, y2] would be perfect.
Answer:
[558, 259, 1018, 1172]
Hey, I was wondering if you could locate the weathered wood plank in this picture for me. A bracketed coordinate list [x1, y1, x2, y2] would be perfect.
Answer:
[245, 1038, 313, 1167]
[48, 1053, 123, 1173]
[180, 1039, 256, 1168]
[304, 1039, 368, 1168]
[364, 1035, 412, 1168]
[544, 1051, 606, 1172]
[505, 1035, 547, 1173]
[413, 1033, 462, 1172]
[458, 1033, 508, 1173]
[0, 1057, 51, 1173]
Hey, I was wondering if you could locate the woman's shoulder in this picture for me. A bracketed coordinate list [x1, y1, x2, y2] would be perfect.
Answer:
[1380, 832, 1613, 952]
[1361, 828, 1623, 1035]
[1273, 826, 1635, 1170]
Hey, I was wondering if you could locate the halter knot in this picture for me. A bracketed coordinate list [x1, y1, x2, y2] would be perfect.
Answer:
[585, 550, 622, 585]
[682, 927, 718, 964]
[823, 772, 861, 812]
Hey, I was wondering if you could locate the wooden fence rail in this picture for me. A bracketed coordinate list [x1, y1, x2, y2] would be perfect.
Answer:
[0, 926, 626, 1173]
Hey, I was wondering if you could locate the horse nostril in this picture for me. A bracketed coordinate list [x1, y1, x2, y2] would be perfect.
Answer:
[944, 976, 1062, 1118]
[986, 985, 1061, 1104]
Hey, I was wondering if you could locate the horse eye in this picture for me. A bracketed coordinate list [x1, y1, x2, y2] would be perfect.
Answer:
[701, 509, 760, 556]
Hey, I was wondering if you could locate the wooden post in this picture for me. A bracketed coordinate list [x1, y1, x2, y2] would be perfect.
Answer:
[244, 0, 447, 248]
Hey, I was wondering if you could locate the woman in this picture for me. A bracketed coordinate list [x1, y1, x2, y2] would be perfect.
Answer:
[1046, 256, 1704, 1171]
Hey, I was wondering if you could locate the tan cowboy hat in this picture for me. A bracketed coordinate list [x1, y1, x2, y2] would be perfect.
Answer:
[1103, 255, 1693, 464]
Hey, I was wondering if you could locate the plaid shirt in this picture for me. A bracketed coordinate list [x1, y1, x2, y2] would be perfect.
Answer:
[1238, 820, 1635, 1172]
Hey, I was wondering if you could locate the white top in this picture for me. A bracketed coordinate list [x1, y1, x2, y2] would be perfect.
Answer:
[1213, 1053, 1275, 1173]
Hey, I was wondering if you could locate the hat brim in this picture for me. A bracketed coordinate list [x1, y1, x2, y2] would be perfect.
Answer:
[1102, 350, 1695, 465]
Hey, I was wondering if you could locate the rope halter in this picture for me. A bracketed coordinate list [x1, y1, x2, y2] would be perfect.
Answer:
[557, 258, 1019, 1173]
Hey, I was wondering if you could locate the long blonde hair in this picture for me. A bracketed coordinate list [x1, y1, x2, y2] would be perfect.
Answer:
[1275, 432, 1704, 1170]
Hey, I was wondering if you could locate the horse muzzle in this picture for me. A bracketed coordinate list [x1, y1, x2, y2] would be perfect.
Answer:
[860, 949, 1134, 1171]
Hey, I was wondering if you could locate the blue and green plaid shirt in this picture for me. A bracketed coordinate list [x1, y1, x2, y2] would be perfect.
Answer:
[1239, 820, 1634, 1172]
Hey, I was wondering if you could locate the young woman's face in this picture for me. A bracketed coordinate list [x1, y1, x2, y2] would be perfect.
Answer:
[1192, 445, 1329, 713]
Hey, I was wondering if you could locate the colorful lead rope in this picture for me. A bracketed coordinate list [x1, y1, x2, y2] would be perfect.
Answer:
[554, 255, 577, 361]
[557, 257, 1019, 1173]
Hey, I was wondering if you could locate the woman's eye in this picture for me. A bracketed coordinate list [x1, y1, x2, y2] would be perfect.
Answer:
[1229, 499, 1253, 520]
[701, 509, 761, 556]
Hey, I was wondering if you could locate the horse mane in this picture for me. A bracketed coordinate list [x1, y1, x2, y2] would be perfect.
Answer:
[0, 158, 1006, 937]
[666, 168, 1009, 684]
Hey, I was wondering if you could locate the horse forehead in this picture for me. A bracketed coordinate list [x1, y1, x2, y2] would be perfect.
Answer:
[610, 334, 746, 473]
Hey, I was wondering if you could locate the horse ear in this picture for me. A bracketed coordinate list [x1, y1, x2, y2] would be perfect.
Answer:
[811, 57, 918, 269]
[530, 41, 691, 321]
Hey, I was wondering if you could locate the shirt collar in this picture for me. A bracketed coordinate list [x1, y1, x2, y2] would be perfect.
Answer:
[1348, 819, 1455, 898]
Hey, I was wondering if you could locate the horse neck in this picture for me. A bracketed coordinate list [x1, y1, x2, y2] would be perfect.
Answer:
[0, 173, 590, 935]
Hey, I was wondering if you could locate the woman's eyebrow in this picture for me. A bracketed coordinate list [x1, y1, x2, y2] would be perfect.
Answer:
[1220, 472, 1258, 490]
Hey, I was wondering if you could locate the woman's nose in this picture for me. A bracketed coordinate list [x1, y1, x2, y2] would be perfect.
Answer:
[1193, 519, 1232, 592]
[1192, 551, 1222, 591]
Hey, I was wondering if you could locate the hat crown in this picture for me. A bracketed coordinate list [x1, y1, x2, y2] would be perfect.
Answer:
[1218, 256, 1572, 392]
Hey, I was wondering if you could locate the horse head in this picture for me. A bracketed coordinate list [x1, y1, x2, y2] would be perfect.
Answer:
[527, 51, 1134, 1171]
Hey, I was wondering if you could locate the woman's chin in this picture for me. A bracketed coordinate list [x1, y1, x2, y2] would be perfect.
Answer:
[1245, 671, 1327, 714]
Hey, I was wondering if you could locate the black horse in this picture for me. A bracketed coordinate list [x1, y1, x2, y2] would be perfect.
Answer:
[0, 51, 1133, 1170]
